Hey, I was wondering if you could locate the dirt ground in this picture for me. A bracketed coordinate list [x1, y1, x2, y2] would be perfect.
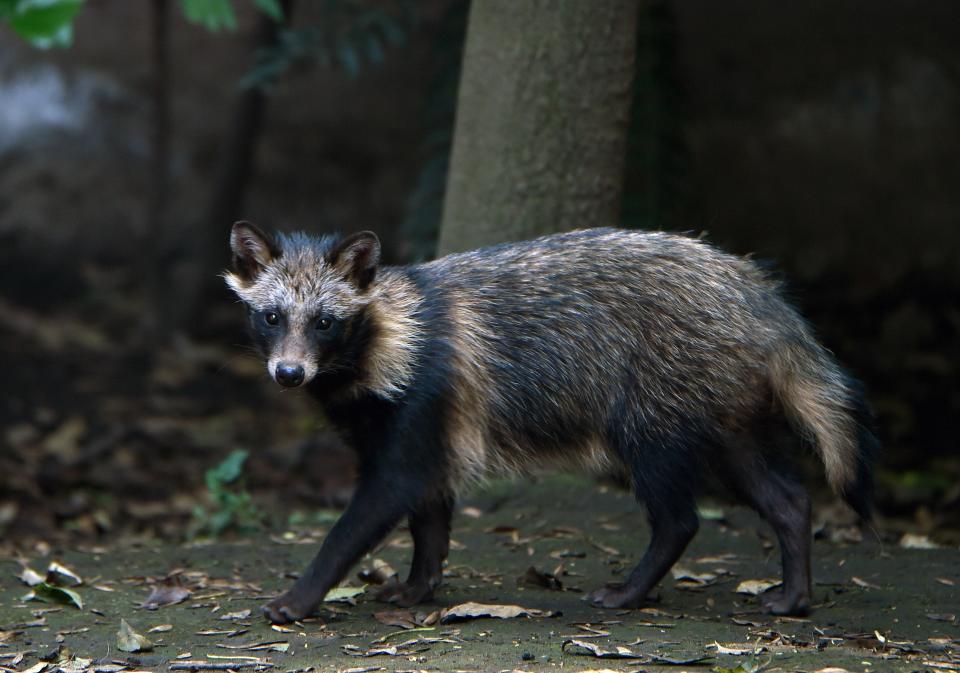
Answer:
[1, 476, 957, 673]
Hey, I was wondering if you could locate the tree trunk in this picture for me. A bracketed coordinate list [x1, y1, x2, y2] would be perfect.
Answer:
[437, 0, 639, 255]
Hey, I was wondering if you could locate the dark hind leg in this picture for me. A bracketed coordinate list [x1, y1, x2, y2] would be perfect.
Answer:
[375, 494, 453, 606]
[587, 494, 699, 608]
[588, 430, 701, 609]
[721, 436, 812, 616]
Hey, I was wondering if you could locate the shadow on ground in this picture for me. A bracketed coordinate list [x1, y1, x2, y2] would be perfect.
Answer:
[1, 476, 958, 672]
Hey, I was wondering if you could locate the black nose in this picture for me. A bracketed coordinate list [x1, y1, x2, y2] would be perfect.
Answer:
[275, 363, 305, 387]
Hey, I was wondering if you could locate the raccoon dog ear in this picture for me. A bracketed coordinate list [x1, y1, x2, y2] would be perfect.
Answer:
[329, 231, 381, 289]
[230, 221, 278, 280]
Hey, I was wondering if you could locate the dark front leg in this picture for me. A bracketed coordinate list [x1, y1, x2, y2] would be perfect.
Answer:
[263, 471, 422, 624]
[376, 495, 453, 606]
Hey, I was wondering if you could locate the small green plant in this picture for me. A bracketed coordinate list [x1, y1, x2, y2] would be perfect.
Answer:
[189, 449, 263, 539]
[0, 0, 85, 48]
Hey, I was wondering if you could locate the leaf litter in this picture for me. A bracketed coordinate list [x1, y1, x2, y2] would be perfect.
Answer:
[562, 638, 711, 665]
[18, 561, 86, 610]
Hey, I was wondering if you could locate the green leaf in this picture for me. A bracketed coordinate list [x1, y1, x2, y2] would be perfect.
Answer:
[180, 0, 237, 32]
[252, 0, 282, 21]
[206, 449, 248, 488]
[26, 581, 83, 609]
[0, 0, 17, 20]
[5, 0, 84, 49]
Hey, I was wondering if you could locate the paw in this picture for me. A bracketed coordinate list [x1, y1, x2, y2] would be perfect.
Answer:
[262, 592, 316, 624]
[585, 583, 646, 609]
[374, 581, 435, 607]
[761, 589, 810, 617]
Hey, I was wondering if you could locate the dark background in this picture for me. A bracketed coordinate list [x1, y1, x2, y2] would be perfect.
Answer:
[1, 0, 958, 546]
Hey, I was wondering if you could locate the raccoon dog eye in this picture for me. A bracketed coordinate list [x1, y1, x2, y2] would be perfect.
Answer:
[316, 317, 332, 331]
[264, 312, 280, 326]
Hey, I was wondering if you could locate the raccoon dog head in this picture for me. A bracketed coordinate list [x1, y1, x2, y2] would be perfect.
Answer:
[224, 221, 381, 389]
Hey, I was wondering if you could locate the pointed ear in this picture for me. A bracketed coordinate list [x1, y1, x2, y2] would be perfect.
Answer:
[328, 231, 381, 289]
[230, 221, 278, 281]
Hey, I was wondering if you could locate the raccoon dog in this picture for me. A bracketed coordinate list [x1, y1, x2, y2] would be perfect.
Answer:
[225, 222, 876, 624]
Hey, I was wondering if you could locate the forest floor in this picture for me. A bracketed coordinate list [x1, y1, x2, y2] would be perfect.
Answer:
[1, 476, 958, 673]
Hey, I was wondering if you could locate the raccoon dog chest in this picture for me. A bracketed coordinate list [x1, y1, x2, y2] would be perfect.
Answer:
[225, 223, 876, 624]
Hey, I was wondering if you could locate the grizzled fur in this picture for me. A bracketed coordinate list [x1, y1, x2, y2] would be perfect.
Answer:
[225, 222, 877, 624]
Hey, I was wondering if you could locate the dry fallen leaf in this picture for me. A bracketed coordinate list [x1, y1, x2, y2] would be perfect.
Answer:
[148, 624, 173, 633]
[247, 641, 290, 653]
[342, 638, 429, 657]
[195, 628, 247, 637]
[357, 559, 398, 585]
[324, 585, 366, 604]
[706, 642, 755, 655]
[694, 553, 739, 564]
[519, 566, 563, 591]
[218, 609, 252, 621]
[19, 567, 45, 587]
[46, 561, 83, 587]
[899, 533, 939, 549]
[549, 548, 586, 559]
[217, 640, 290, 653]
[117, 619, 153, 653]
[562, 639, 642, 659]
[139, 578, 190, 610]
[672, 567, 719, 588]
[439, 601, 556, 623]
[851, 576, 881, 589]
[926, 614, 957, 623]
[734, 579, 781, 595]
[562, 639, 710, 665]
[373, 610, 421, 630]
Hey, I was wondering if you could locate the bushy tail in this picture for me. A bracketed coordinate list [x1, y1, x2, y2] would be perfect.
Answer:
[769, 342, 877, 521]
